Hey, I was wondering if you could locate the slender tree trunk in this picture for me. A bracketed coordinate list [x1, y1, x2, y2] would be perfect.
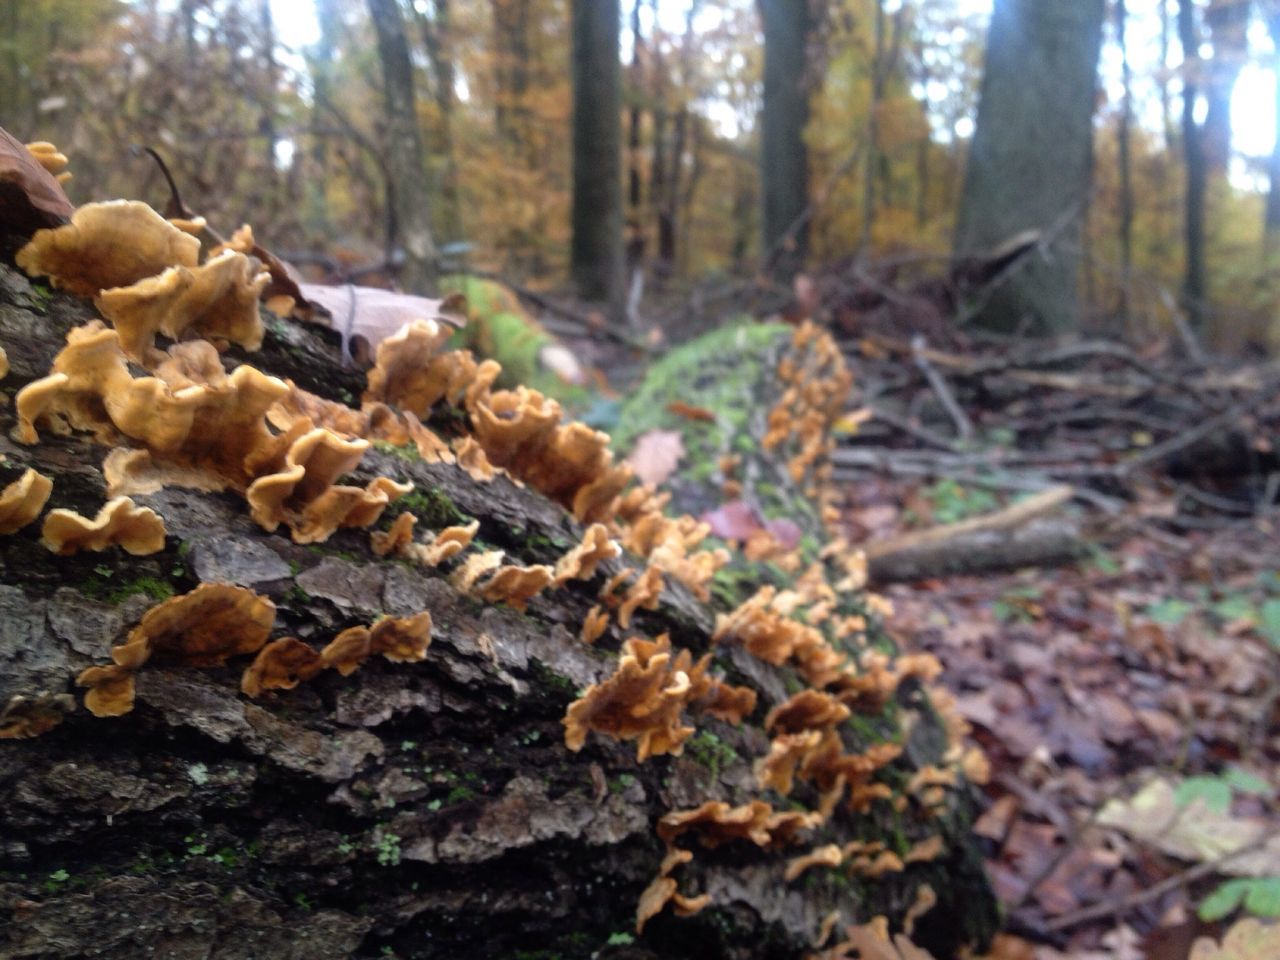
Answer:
[415, 0, 462, 243]
[953, 0, 1106, 333]
[260, 0, 279, 197]
[861, 0, 887, 251]
[492, 0, 533, 154]
[655, 1, 699, 272]
[1161, 0, 1177, 151]
[1117, 0, 1134, 325]
[1180, 0, 1209, 327]
[368, 0, 438, 291]
[1203, 0, 1250, 174]
[758, 0, 813, 280]
[1266, 9, 1280, 253]
[570, 0, 625, 312]
[626, 0, 646, 267]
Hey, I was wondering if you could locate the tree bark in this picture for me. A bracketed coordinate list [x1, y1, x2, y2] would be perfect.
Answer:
[570, 0, 625, 314]
[0, 262, 998, 959]
[953, 0, 1106, 333]
[758, 0, 813, 281]
[368, 0, 438, 292]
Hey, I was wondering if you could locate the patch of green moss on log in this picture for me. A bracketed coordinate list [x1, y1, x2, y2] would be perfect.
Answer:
[612, 321, 790, 454]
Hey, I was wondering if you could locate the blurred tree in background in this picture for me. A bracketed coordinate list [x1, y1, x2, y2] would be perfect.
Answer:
[4, 0, 1280, 347]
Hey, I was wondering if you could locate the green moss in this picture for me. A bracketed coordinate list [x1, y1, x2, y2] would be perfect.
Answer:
[393, 487, 469, 528]
[612, 321, 789, 454]
[371, 439, 421, 462]
[529, 659, 577, 700]
[685, 730, 739, 780]
[103, 576, 175, 605]
[445, 785, 476, 804]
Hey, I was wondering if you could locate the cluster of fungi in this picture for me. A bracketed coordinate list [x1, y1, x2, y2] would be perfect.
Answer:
[0, 139, 987, 952]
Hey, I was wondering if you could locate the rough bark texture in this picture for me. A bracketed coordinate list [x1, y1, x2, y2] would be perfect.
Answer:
[570, 0, 625, 314]
[953, 0, 1105, 334]
[369, 0, 438, 291]
[758, 0, 812, 281]
[0, 264, 997, 959]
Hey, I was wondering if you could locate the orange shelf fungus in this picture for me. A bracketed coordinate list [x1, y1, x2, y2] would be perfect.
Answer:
[0, 345, 8, 381]
[552, 523, 619, 586]
[453, 436, 497, 482]
[474, 562, 554, 612]
[407, 519, 479, 567]
[116, 583, 275, 668]
[371, 511, 417, 557]
[361, 319, 458, 415]
[76, 663, 139, 718]
[563, 634, 708, 761]
[784, 844, 844, 882]
[656, 800, 774, 849]
[319, 612, 433, 676]
[40, 496, 165, 556]
[617, 565, 663, 628]
[95, 249, 269, 363]
[763, 810, 825, 848]
[16, 200, 200, 296]
[765, 690, 851, 734]
[0, 468, 53, 534]
[241, 638, 324, 696]
[756, 730, 825, 795]
[635, 848, 709, 934]
[0, 693, 75, 740]
[450, 549, 504, 593]
[692, 679, 757, 725]
[580, 605, 610, 645]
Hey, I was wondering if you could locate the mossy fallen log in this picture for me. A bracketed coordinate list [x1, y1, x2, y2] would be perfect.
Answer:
[0, 243, 997, 960]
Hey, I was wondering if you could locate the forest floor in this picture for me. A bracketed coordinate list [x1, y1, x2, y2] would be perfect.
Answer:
[555, 270, 1280, 960]
[849, 481, 1280, 960]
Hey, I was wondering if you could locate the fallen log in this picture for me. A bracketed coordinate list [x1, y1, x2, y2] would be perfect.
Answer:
[0, 230, 997, 960]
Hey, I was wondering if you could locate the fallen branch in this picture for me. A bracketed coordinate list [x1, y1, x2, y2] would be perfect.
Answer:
[861, 483, 1084, 585]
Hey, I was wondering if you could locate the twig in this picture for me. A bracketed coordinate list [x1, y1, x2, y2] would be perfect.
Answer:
[911, 334, 972, 442]
[1042, 825, 1280, 932]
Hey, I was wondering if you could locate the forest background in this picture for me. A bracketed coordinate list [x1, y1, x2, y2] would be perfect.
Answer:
[5, 0, 1280, 351]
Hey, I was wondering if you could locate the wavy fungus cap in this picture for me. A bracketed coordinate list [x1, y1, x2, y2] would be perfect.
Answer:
[16, 200, 200, 296]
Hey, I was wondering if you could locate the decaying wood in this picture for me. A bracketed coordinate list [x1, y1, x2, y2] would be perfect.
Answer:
[864, 486, 1084, 584]
[0, 263, 997, 959]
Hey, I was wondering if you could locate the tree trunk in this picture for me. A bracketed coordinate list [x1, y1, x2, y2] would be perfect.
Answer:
[861, 0, 888, 252]
[1180, 0, 1209, 328]
[415, 0, 462, 244]
[1264, 8, 1280, 253]
[368, 0, 438, 292]
[1117, 0, 1134, 324]
[627, 0, 646, 268]
[570, 0, 625, 314]
[758, 0, 813, 281]
[0, 257, 998, 958]
[492, 0, 533, 154]
[953, 0, 1106, 333]
[1203, 0, 1250, 174]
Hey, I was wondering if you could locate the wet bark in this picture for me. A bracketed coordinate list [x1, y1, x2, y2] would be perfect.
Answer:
[0, 265, 997, 959]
